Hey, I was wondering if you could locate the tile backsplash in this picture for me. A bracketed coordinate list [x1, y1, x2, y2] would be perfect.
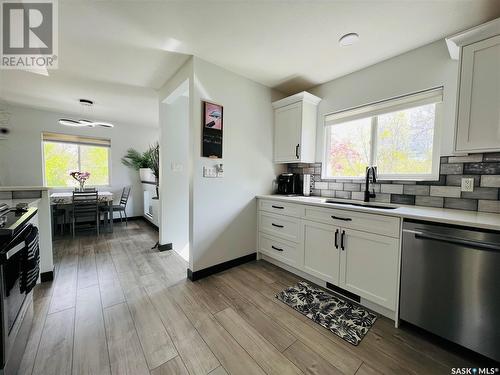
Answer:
[287, 152, 500, 213]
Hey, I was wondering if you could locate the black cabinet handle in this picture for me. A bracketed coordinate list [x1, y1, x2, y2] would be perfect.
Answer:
[271, 223, 284, 228]
[295, 144, 300, 159]
[271, 205, 284, 209]
[331, 215, 352, 222]
[334, 229, 339, 249]
[271, 245, 284, 252]
[341, 230, 346, 251]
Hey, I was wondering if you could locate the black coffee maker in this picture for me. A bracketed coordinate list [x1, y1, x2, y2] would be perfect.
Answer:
[276, 173, 301, 195]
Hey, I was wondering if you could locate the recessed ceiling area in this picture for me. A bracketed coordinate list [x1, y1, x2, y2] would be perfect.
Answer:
[1, 0, 499, 127]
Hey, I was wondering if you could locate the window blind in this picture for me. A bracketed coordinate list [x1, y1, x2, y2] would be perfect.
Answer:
[324, 87, 444, 126]
[42, 132, 111, 147]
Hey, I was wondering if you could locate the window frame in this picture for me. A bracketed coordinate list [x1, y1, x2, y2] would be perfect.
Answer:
[41, 135, 112, 189]
[321, 100, 443, 182]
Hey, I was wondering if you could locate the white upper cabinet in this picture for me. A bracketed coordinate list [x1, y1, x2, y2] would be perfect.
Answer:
[447, 18, 500, 153]
[272, 92, 321, 163]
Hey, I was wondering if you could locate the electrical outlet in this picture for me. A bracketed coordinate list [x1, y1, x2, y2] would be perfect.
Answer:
[461, 178, 474, 192]
[203, 165, 223, 178]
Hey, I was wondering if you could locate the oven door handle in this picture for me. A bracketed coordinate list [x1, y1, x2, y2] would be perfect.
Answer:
[4, 242, 26, 260]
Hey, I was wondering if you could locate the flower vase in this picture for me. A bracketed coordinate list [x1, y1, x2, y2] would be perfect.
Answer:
[79, 181, 85, 191]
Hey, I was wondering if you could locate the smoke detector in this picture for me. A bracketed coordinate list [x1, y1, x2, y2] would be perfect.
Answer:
[339, 33, 360, 47]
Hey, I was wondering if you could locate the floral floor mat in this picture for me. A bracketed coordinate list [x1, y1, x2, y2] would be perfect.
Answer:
[276, 281, 377, 345]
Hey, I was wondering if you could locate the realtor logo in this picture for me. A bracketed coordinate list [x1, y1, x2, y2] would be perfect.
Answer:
[1, 0, 58, 69]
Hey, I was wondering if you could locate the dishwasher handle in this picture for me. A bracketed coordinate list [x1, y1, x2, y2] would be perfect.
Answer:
[404, 229, 500, 252]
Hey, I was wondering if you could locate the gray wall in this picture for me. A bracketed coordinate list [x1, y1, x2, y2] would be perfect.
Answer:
[0, 104, 159, 218]
[309, 39, 459, 159]
[190, 57, 282, 271]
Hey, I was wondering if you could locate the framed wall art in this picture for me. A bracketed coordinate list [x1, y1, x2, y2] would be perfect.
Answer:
[202, 101, 223, 158]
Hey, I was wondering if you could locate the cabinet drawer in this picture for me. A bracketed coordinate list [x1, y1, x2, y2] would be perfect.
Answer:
[304, 206, 400, 238]
[259, 199, 303, 218]
[259, 233, 302, 269]
[259, 212, 299, 242]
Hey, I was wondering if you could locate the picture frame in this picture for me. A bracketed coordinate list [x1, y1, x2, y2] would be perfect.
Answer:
[202, 101, 223, 158]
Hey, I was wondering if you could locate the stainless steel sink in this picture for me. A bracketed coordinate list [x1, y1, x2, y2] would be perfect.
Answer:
[324, 199, 397, 210]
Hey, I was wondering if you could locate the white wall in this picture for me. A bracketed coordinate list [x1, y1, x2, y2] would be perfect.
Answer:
[310, 39, 459, 160]
[159, 89, 190, 261]
[0, 104, 158, 217]
[190, 57, 281, 271]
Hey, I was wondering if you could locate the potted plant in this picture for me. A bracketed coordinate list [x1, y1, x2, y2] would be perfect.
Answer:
[121, 143, 160, 197]
[148, 142, 159, 198]
[121, 148, 155, 182]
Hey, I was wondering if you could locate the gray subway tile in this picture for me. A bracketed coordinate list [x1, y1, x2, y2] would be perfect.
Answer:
[417, 175, 446, 186]
[463, 162, 500, 175]
[0, 191, 12, 199]
[343, 183, 361, 192]
[444, 198, 478, 211]
[372, 193, 391, 203]
[328, 182, 343, 190]
[311, 189, 321, 196]
[440, 163, 464, 175]
[320, 190, 335, 198]
[403, 185, 430, 196]
[480, 175, 500, 187]
[430, 186, 461, 198]
[314, 181, 329, 190]
[446, 175, 481, 187]
[380, 184, 403, 194]
[351, 192, 365, 201]
[415, 196, 444, 208]
[12, 190, 42, 199]
[478, 200, 500, 213]
[335, 191, 351, 199]
[392, 180, 417, 185]
[448, 154, 483, 163]
[360, 183, 381, 193]
[483, 153, 500, 162]
[461, 187, 498, 200]
[391, 194, 416, 205]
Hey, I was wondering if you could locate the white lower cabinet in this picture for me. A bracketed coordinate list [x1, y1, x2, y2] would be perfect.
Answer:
[339, 228, 399, 310]
[303, 220, 340, 285]
[259, 232, 303, 269]
[257, 199, 401, 313]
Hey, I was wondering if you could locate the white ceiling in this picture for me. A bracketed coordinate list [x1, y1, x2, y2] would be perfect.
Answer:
[1, 0, 500, 128]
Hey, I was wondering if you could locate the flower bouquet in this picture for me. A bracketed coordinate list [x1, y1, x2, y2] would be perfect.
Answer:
[70, 171, 91, 191]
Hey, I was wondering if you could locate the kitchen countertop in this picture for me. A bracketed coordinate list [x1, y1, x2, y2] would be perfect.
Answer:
[0, 186, 49, 191]
[257, 195, 500, 231]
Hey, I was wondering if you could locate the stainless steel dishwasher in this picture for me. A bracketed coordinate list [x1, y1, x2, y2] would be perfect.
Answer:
[400, 220, 500, 362]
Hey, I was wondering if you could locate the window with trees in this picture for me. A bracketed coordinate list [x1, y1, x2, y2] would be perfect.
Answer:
[42, 132, 111, 187]
[323, 88, 442, 180]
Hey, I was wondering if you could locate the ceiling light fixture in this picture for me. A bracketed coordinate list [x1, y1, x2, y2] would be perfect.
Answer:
[58, 99, 114, 128]
[339, 33, 359, 47]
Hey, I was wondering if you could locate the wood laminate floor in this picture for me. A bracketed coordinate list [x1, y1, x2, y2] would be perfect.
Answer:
[19, 220, 482, 375]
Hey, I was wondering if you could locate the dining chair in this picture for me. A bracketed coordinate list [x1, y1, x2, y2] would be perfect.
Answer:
[103, 186, 131, 226]
[116, 186, 131, 225]
[72, 191, 99, 237]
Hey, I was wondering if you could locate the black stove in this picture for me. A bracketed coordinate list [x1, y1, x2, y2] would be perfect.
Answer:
[0, 206, 37, 245]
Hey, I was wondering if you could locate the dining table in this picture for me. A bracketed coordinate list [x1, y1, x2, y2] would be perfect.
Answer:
[50, 191, 114, 234]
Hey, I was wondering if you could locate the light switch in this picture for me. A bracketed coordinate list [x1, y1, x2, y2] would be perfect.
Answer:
[203, 165, 223, 178]
[171, 162, 184, 172]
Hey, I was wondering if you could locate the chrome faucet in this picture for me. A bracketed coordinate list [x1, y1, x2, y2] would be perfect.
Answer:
[364, 166, 377, 202]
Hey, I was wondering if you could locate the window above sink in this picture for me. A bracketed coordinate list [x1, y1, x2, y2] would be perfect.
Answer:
[322, 88, 443, 182]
